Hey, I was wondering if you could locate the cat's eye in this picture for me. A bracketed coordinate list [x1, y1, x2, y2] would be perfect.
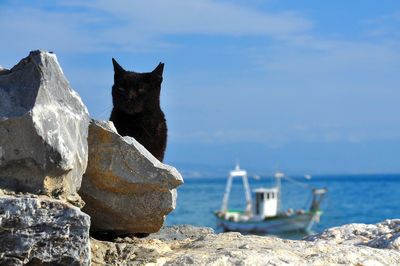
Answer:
[118, 87, 125, 92]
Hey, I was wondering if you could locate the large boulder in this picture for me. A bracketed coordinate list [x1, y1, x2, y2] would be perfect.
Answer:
[80, 119, 184, 234]
[0, 50, 90, 205]
[0, 194, 91, 265]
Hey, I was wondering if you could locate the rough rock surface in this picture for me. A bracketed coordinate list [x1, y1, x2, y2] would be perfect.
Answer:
[91, 221, 400, 265]
[0, 194, 91, 265]
[0, 50, 90, 205]
[305, 219, 400, 250]
[80, 119, 183, 234]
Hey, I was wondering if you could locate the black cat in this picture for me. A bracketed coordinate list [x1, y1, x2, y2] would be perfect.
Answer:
[110, 58, 167, 162]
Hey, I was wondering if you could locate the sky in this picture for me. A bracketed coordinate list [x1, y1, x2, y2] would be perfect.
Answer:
[1, 0, 400, 176]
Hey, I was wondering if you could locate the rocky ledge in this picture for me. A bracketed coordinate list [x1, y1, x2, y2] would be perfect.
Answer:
[91, 220, 400, 265]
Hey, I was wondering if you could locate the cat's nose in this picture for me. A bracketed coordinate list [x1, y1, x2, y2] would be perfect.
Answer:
[129, 91, 137, 98]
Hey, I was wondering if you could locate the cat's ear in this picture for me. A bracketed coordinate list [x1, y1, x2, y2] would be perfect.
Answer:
[152, 62, 164, 77]
[112, 58, 125, 75]
[152, 62, 164, 83]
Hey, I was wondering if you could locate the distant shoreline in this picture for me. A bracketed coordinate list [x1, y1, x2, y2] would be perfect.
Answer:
[179, 173, 400, 179]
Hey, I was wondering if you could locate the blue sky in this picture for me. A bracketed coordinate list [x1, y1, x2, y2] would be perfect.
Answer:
[1, 0, 400, 175]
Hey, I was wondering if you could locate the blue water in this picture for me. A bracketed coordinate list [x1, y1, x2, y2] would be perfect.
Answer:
[165, 174, 400, 239]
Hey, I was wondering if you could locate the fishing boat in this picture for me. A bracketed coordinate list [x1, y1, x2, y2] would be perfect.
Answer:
[214, 164, 327, 234]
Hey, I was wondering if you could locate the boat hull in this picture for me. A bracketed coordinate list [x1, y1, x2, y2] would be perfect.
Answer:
[216, 212, 321, 234]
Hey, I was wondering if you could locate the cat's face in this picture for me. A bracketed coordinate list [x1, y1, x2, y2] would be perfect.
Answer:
[112, 58, 164, 114]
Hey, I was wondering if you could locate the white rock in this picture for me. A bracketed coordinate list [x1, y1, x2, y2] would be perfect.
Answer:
[91, 222, 400, 265]
[305, 219, 400, 250]
[0, 50, 90, 205]
[80, 119, 183, 234]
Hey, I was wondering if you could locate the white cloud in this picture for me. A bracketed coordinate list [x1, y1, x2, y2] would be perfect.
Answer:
[253, 37, 400, 96]
[0, 7, 108, 54]
[87, 0, 312, 36]
[0, 0, 312, 53]
[361, 10, 400, 38]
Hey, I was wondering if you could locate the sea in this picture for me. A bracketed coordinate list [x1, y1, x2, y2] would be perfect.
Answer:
[164, 174, 400, 239]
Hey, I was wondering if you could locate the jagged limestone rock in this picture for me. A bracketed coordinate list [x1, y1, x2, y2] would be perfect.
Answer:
[80, 119, 183, 234]
[90, 222, 400, 265]
[0, 50, 89, 205]
[0, 195, 91, 265]
[305, 219, 400, 250]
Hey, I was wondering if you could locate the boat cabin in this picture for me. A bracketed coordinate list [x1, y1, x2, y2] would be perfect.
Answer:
[253, 188, 278, 218]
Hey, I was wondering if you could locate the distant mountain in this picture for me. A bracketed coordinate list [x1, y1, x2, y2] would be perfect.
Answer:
[164, 139, 400, 177]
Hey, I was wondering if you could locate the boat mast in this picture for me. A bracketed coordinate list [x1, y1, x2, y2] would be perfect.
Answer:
[221, 164, 252, 214]
[310, 188, 328, 211]
[275, 169, 284, 214]
[242, 170, 252, 215]
[221, 173, 233, 212]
